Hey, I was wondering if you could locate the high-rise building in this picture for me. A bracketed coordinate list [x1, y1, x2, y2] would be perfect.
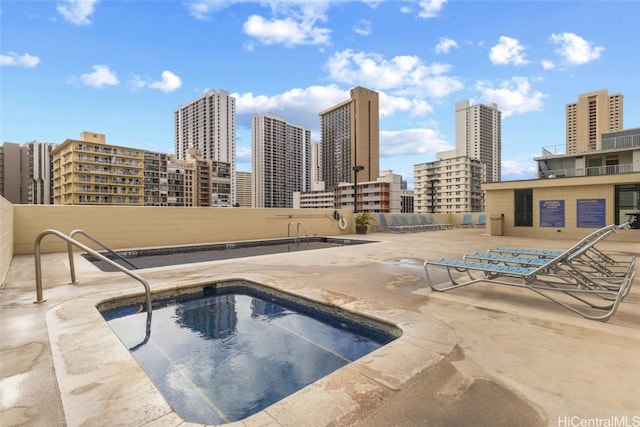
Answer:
[319, 86, 379, 190]
[235, 171, 252, 208]
[0, 141, 56, 204]
[252, 113, 311, 208]
[51, 132, 144, 205]
[566, 89, 623, 154]
[143, 152, 169, 206]
[414, 150, 486, 214]
[455, 100, 502, 183]
[174, 90, 236, 204]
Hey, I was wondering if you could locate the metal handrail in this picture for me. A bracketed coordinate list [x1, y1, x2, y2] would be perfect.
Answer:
[34, 229, 152, 317]
[287, 222, 299, 238]
[296, 222, 309, 239]
[69, 229, 138, 270]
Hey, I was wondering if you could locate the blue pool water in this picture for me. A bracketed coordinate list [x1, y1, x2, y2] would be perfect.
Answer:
[86, 237, 373, 271]
[101, 283, 398, 424]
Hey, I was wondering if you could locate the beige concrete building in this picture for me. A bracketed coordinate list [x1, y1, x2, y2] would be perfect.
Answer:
[414, 150, 485, 214]
[483, 172, 640, 241]
[320, 86, 379, 190]
[566, 89, 623, 154]
[163, 148, 232, 207]
[335, 171, 402, 213]
[51, 132, 144, 206]
[235, 171, 252, 208]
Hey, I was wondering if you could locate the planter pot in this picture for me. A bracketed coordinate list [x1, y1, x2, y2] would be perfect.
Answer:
[355, 225, 368, 234]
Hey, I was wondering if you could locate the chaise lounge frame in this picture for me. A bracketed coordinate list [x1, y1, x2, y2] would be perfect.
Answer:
[424, 223, 636, 321]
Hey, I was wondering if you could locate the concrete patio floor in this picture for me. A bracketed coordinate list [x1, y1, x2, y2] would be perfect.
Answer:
[1, 228, 639, 426]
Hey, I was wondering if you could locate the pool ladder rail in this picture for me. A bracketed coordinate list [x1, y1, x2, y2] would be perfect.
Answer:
[287, 222, 309, 240]
[33, 228, 152, 320]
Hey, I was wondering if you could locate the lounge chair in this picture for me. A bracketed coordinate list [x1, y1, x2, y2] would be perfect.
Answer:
[411, 214, 438, 231]
[376, 213, 393, 232]
[475, 213, 487, 228]
[424, 223, 636, 321]
[460, 213, 473, 228]
[426, 215, 451, 230]
[390, 215, 411, 231]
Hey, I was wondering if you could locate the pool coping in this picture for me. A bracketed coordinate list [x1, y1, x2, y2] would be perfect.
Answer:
[45, 272, 458, 427]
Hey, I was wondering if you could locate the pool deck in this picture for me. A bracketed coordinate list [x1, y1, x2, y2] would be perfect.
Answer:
[1, 228, 639, 426]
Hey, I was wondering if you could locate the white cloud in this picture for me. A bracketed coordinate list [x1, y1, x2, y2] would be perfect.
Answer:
[475, 76, 547, 117]
[434, 37, 458, 54]
[0, 52, 40, 68]
[148, 71, 182, 93]
[243, 14, 330, 46]
[57, 0, 99, 26]
[501, 159, 537, 179]
[541, 59, 555, 70]
[233, 84, 348, 133]
[79, 65, 118, 88]
[550, 32, 603, 65]
[353, 19, 372, 36]
[129, 71, 182, 92]
[326, 49, 463, 98]
[417, 0, 447, 19]
[380, 128, 451, 157]
[490, 36, 529, 66]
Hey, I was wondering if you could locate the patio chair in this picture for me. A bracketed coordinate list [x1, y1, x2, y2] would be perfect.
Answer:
[475, 213, 487, 228]
[376, 213, 393, 232]
[411, 214, 438, 230]
[460, 213, 473, 228]
[424, 223, 636, 321]
[426, 215, 452, 230]
[390, 215, 412, 231]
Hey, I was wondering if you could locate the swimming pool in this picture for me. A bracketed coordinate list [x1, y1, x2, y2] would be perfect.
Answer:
[85, 237, 373, 271]
[99, 281, 399, 424]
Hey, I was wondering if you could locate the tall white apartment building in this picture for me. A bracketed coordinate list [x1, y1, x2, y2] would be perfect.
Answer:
[566, 89, 623, 154]
[310, 141, 324, 191]
[414, 150, 485, 214]
[252, 113, 311, 208]
[174, 89, 236, 205]
[455, 100, 501, 183]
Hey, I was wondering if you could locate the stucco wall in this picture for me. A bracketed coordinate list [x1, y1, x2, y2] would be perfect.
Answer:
[0, 196, 14, 285]
[13, 206, 355, 255]
[484, 173, 640, 242]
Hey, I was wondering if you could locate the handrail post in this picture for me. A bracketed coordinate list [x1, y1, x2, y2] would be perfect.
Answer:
[33, 229, 152, 316]
[66, 241, 78, 284]
[34, 237, 46, 303]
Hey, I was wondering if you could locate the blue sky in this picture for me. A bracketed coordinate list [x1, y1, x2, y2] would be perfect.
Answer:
[2, 0, 639, 187]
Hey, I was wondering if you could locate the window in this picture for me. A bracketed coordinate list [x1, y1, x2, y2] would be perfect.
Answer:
[514, 189, 533, 227]
[615, 184, 640, 229]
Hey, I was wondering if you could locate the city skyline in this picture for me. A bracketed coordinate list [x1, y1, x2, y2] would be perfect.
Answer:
[2, 0, 639, 188]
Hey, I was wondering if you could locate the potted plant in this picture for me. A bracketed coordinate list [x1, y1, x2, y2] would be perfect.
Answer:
[355, 212, 372, 234]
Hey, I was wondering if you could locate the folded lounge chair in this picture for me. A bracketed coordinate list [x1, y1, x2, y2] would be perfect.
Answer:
[424, 223, 636, 321]
[475, 213, 487, 228]
[460, 213, 473, 228]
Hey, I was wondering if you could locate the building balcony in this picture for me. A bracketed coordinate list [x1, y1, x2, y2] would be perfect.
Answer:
[539, 163, 634, 179]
